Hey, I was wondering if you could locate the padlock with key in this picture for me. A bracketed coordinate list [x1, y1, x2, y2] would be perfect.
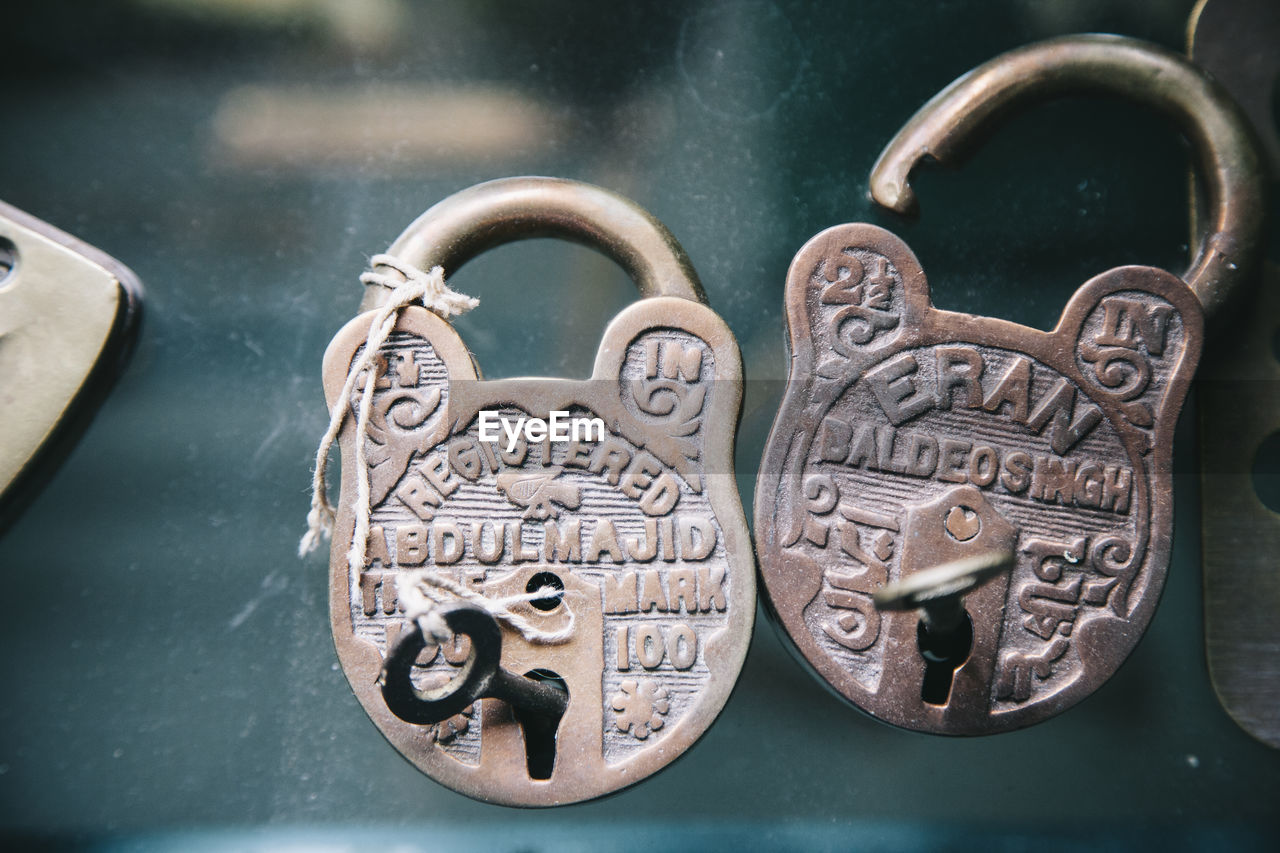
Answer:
[755, 36, 1263, 735]
[0, 200, 142, 531]
[304, 177, 754, 804]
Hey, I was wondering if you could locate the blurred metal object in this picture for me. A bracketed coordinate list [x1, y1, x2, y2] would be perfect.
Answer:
[1198, 266, 1280, 750]
[1191, 0, 1280, 750]
[0, 200, 141, 531]
[212, 85, 564, 170]
[1187, 0, 1280, 177]
[136, 0, 408, 49]
[870, 33, 1265, 336]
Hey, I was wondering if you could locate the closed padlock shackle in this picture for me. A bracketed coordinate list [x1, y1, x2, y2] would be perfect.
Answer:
[315, 175, 754, 803]
[359, 176, 707, 313]
[869, 34, 1268, 329]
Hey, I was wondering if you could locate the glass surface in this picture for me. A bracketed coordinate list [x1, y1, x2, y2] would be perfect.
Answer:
[1, 0, 1277, 846]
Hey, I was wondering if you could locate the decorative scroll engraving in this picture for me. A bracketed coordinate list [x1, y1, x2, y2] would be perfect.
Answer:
[327, 304, 752, 806]
[817, 250, 903, 355]
[1078, 292, 1187, 433]
[757, 223, 1201, 735]
[495, 466, 581, 520]
[349, 342, 448, 506]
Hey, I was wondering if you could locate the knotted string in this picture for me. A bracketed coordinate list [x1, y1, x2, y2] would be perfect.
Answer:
[299, 254, 572, 645]
[398, 570, 575, 645]
[299, 254, 475, 561]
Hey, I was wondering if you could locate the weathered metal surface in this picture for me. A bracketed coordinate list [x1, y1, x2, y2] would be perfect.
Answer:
[323, 178, 754, 804]
[755, 35, 1263, 735]
[0, 200, 141, 530]
[757, 224, 1201, 734]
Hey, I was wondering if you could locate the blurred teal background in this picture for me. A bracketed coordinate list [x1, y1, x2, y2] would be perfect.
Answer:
[1, 0, 1276, 848]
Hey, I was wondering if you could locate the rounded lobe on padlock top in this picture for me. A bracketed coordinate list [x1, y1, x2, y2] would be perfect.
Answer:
[755, 222, 1202, 735]
[323, 279, 753, 803]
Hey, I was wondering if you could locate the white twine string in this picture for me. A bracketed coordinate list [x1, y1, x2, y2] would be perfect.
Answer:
[299, 255, 571, 645]
[398, 570, 575, 645]
[299, 254, 476, 561]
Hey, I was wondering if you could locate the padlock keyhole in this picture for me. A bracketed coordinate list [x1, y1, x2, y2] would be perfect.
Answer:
[917, 612, 973, 706]
[513, 668, 568, 780]
[525, 571, 565, 612]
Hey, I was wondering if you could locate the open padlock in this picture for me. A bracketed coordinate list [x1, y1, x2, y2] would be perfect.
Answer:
[309, 178, 754, 804]
[0, 200, 142, 531]
[755, 36, 1262, 735]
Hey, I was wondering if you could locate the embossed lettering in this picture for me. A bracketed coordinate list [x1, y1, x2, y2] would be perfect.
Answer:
[669, 567, 697, 613]
[817, 415, 852, 462]
[544, 520, 582, 562]
[639, 570, 670, 613]
[906, 433, 938, 477]
[587, 519, 625, 562]
[678, 516, 716, 560]
[639, 471, 680, 517]
[1001, 451, 1033, 493]
[937, 438, 971, 483]
[935, 346, 984, 409]
[646, 339, 703, 381]
[604, 572, 638, 615]
[866, 353, 934, 425]
[433, 521, 463, 564]
[1026, 378, 1102, 455]
[696, 565, 727, 612]
[472, 521, 505, 563]
[359, 571, 398, 616]
[366, 524, 391, 565]
[982, 356, 1032, 422]
[1094, 296, 1172, 356]
[395, 524, 429, 566]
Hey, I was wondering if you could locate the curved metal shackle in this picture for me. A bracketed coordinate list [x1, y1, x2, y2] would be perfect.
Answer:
[359, 176, 707, 312]
[869, 34, 1268, 326]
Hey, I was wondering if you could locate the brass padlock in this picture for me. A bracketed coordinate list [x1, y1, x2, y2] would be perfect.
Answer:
[755, 36, 1263, 735]
[304, 178, 754, 804]
[0, 200, 142, 530]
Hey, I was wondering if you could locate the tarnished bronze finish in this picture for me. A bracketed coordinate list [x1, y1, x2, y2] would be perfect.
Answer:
[359, 176, 705, 312]
[755, 36, 1257, 735]
[1191, 0, 1280, 750]
[870, 34, 1265, 333]
[323, 178, 753, 805]
[0, 200, 142, 531]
